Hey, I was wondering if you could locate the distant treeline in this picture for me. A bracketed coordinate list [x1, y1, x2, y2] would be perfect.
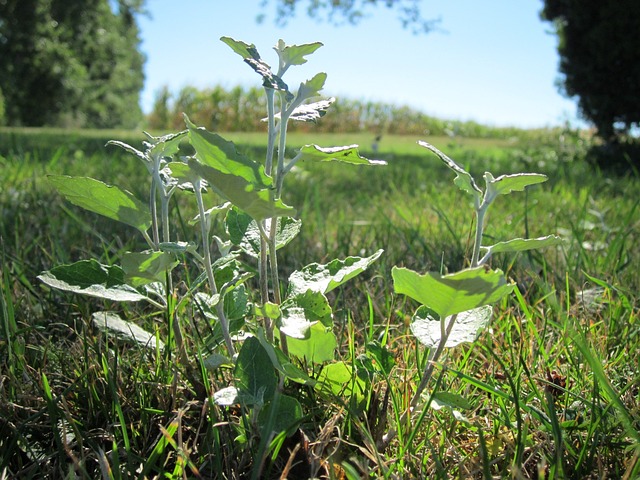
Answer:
[146, 84, 533, 139]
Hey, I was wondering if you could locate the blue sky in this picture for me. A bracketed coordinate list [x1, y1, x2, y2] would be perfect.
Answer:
[137, 1, 582, 128]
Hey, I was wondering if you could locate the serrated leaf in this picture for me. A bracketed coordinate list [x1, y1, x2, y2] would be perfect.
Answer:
[287, 322, 336, 364]
[48, 175, 151, 233]
[275, 39, 323, 68]
[482, 235, 563, 255]
[288, 249, 383, 296]
[220, 36, 258, 60]
[411, 305, 493, 348]
[392, 266, 514, 318]
[235, 337, 277, 406]
[38, 259, 148, 302]
[188, 158, 295, 221]
[418, 141, 482, 202]
[92, 311, 164, 350]
[121, 251, 178, 287]
[297, 144, 386, 165]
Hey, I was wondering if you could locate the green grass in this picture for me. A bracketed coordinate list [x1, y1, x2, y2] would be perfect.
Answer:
[1, 127, 639, 478]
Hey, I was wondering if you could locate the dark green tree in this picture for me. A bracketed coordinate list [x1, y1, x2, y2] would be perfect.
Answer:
[541, 1, 640, 142]
[0, 0, 145, 128]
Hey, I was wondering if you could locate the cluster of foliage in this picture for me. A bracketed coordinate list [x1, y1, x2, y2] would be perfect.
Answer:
[258, 0, 438, 33]
[541, 1, 640, 146]
[0, 0, 145, 128]
[147, 83, 531, 139]
[21, 37, 577, 478]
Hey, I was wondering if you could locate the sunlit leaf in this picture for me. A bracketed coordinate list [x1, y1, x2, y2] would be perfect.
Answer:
[274, 39, 323, 68]
[212, 386, 239, 406]
[410, 305, 493, 348]
[38, 259, 148, 303]
[484, 172, 547, 198]
[226, 208, 301, 257]
[288, 249, 383, 296]
[482, 235, 563, 255]
[281, 98, 335, 122]
[287, 322, 336, 364]
[48, 175, 151, 233]
[297, 144, 386, 165]
[315, 361, 367, 411]
[121, 251, 178, 287]
[392, 266, 514, 318]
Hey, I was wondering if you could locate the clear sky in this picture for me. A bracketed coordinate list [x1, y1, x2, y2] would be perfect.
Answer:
[137, 1, 582, 129]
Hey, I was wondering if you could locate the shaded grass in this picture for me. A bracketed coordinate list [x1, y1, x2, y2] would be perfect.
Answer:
[1, 127, 639, 478]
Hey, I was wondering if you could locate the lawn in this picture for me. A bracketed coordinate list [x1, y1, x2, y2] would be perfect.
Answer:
[1, 126, 639, 479]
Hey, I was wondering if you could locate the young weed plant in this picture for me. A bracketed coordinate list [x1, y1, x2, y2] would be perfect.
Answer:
[38, 37, 386, 477]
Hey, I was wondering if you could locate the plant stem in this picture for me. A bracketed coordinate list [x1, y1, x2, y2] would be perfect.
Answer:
[471, 205, 486, 268]
[267, 219, 287, 355]
[194, 180, 235, 357]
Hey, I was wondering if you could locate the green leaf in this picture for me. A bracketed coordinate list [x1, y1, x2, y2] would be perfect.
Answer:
[235, 336, 277, 406]
[482, 235, 563, 255]
[297, 144, 386, 165]
[256, 329, 314, 385]
[144, 130, 187, 160]
[274, 39, 323, 68]
[282, 290, 332, 327]
[315, 361, 367, 411]
[295, 73, 327, 102]
[431, 391, 474, 410]
[411, 305, 493, 348]
[224, 285, 250, 322]
[188, 158, 295, 221]
[287, 322, 336, 364]
[185, 116, 272, 188]
[288, 249, 384, 296]
[38, 259, 148, 303]
[48, 175, 151, 233]
[484, 172, 547, 197]
[392, 266, 514, 318]
[92, 311, 164, 351]
[220, 36, 291, 97]
[258, 394, 303, 434]
[121, 251, 178, 287]
[418, 141, 482, 202]
[226, 208, 301, 258]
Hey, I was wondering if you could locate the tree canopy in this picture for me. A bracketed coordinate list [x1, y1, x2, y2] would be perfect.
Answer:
[258, 0, 438, 34]
[0, 0, 145, 128]
[541, 0, 640, 142]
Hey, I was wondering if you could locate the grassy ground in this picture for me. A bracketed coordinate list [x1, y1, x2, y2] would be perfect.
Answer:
[1, 127, 639, 479]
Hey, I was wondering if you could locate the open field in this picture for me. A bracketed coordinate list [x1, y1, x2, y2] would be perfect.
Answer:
[1, 127, 639, 478]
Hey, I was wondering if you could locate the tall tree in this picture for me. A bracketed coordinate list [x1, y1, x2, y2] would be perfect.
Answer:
[541, 0, 640, 142]
[258, 0, 438, 34]
[0, 0, 145, 128]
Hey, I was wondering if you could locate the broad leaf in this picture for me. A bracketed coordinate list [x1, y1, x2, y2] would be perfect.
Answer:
[287, 322, 336, 364]
[484, 172, 547, 198]
[279, 290, 332, 339]
[297, 144, 386, 165]
[188, 158, 295, 221]
[258, 394, 303, 434]
[294, 73, 327, 102]
[284, 98, 335, 123]
[226, 208, 301, 257]
[410, 305, 493, 348]
[92, 311, 164, 350]
[144, 130, 187, 160]
[121, 251, 178, 287]
[38, 259, 148, 303]
[256, 329, 314, 385]
[235, 336, 277, 406]
[482, 235, 563, 255]
[48, 175, 151, 233]
[392, 266, 514, 318]
[315, 361, 367, 411]
[418, 141, 482, 203]
[431, 391, 474, 411]
[288, 249, 383, 296]
[213, 386, 239, 406]
[185, 116, 272, 188]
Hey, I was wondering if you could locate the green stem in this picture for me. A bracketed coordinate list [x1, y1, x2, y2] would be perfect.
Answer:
[194, 181, 235, 357]
[267, 219, 288, 355]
